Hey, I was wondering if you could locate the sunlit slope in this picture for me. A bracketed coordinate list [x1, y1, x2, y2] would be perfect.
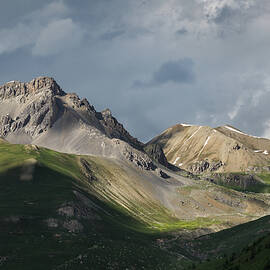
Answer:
[148, 124, 270, 173]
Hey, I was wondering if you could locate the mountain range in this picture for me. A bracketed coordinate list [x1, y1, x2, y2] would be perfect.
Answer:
[1, 77, 270, 270]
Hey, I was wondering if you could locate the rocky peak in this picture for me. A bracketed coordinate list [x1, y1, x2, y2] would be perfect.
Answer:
[27, 77, 65, 96]
[101, 108, 112, 118]
[0, 76, 65, 100]
[65, 93, 95, 112]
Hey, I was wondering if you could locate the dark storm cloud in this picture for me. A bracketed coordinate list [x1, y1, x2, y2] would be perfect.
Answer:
[133, 58, 195, 88]
[1, 0, 270, 141]
[153, 58, 195, 84]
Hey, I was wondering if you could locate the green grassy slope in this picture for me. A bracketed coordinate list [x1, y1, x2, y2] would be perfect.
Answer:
[0, 141, 186, 269]
[190, 233, 270, 270]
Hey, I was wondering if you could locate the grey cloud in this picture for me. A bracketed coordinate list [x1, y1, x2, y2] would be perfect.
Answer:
[231, 91, 270, 138]
[212, 5, 236, 24]
[36, 0, 69, 19]
[0, 0, 50, 28]
[133, 58, 195, 88]
[100, 30, 125, 41]
[0, 1, 81, 56]
[0, 23, 38, 54]
[228, 75, 270, 137]
[191, 72, 270, 138]
[175, 28, 188, 36]
[32, 18, 84, 56]
[200, 0, 270, 36]
[153, 58, 195, 85]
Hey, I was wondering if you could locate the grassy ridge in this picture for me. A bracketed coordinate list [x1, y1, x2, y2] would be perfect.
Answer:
[0, 142, 186, 269]
[190, 233, 270, 270]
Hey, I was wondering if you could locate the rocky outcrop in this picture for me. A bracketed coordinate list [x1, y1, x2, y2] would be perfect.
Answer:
[155, 168, 170, 179]
[246, 166, 270, 173]
[0, 91, 60, 137]
[0, 77, 63, 137]
[98, 108, 143, 150]
[212, 173, 264, 190]
[188, 160, 224, 174]
[233, 143, 241, 150]
[0, 77, 64, 100]
[123, 146, 156, 170]
[144, 143, 168, 167]
[63, 220, 83, 233]
[79, 158, 97, 181]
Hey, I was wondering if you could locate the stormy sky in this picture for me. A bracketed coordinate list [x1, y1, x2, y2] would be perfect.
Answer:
[1, 0, 270, 142]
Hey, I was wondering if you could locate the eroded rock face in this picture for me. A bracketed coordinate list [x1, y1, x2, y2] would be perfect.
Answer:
[98, 108, 143, 150]
[0, 93, 60, 137]
[247, 166, 270, 173]
[213, 193, 244, 208]
[188, 160, 224, 174]
[0, 114, 13, 136]
[80, 158, 97, 181]
[144, 143, 168, 167]
[0, 77, 64, 100]
[155, 168, 170, 179]
[0, 77, 63, 137]
[123, 146, 156, 170]
[212, 173, 263, 189]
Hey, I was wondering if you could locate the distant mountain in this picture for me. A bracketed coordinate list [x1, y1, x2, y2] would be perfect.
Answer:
[147, 123, 270, 174]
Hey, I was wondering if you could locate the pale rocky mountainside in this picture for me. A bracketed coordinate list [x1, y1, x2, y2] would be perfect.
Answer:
[147, 124, 270, 174]
[0, 77, 159, 170]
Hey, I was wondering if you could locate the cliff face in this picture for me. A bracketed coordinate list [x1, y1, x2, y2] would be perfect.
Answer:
[0, 77, 64, 138]
[98, 108, 143, 150]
